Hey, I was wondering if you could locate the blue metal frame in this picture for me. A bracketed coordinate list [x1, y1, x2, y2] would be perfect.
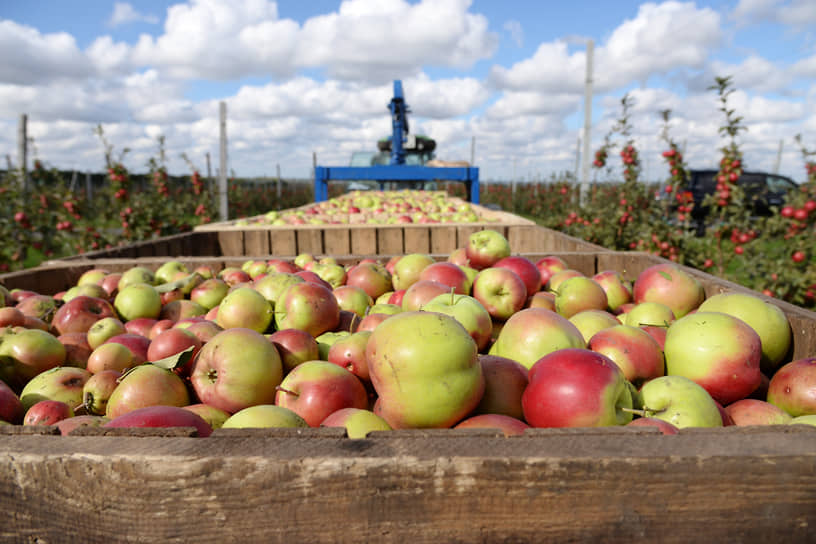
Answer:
[314, 165, 480, 204]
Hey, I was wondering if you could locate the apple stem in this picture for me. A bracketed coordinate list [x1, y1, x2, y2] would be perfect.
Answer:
[275, 385, 299, 397]
[621, 407, 654, 418]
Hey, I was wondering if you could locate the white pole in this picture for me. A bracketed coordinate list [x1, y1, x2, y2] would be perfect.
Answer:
[580, 40, 594, 203]
[18, 114, 28, 190]
[773, 139, 783, 174]
[574, 136, 581, 181]
[218, 101, 228, 221]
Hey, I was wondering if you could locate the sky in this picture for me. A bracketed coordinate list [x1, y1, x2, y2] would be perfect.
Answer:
[1, 0, 815, 183]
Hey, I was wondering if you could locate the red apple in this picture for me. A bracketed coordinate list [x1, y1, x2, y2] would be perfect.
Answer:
[454, 413, 530, 436]
[725, 398, 793, 425]
[767, 358, 816, 417]
[418, 262, 469, 295]
[124, 317, 158, 338]
[57, 331, 93, 368]
[275, 282, 340, 338]
[103, 333, 151, 365]
[488, 308, 585, 370]
[494, 256, 541, 297]
[626, 417, 679, 435]
[474, 354, 529, 419]
[345, 262, 392, 300]
[471, 267, 527, 321]
[267, 328, 320, 373]
[23, 399, 74, 426]
[535, 256, 568, 286]
[465, 229, 511, 270]
[146, 328, 202, 375]
[0, 379, 24, 424]
[105, 363, 190, 418]
[632, 263, 704, 318]
[327, 330, 372, 382]
[105, 405, 212, 437]
[588, 324, 664, 386]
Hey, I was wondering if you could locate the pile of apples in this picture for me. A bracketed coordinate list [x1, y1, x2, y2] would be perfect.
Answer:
[1, 228, 815, 439]
[233, 191, 496, 227]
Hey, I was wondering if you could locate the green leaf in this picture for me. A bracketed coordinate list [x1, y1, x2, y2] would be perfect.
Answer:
[658, 270, 672, 281]
[150, 346, 196, 370]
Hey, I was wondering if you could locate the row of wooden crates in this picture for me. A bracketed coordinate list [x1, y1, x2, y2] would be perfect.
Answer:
[1, 225, 815, 542]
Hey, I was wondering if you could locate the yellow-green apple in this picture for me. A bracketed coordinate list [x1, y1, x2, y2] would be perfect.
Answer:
[522, 348, 632, 428]
[117, 266, 156, 290]
[391, 253, 434, 290]
[86, 342, 138, 374]
[190, 278, 230, 310]
[632, 263, 704, 318]
[0, 327, 66, 390]
[103, 333, 150, 364]
[592, 270, 632, 312]
[420, 293, 493, 352]
[545, 269, 585, 293]
[401, 280, 450, 312]
[418, 262, 469, 295]
[724, 398, 793, 426]
[345, 262, 392, 300]
[105, 405, 212, 437]
[527, 291, 556, 311]
[216, 286, 273, 333]
[294, 253, 315, 270]
[465, 230, 511, 270]
[333, 285, 373, 318]
[182, 403, 231, 429]
[553, 276, 608, 319]
[253, 273, 304, 308]
[61, 283, 110, 303]
[789, 415, 816, 427]
[494, 256, 541, 297]
[636, 375, 723, 428]
[77, 268, 110, 287]
[697, 292, 791, 374]
[114, 283, 162, 321]
[23, 399, 74, 426]
[154, 260, 189, 285]
[460, 265, 478, 294]
[767, 358, 816, 416]
[473, 354, 529, 419]
[454, 413, 530, 436]
[274, 360, 368, 427]
[19, 366, 91, 411]
[87, 317, 127, 350]
[56, 414, 109, 435]
[0, 379, 24, 423]
[327, 330, 373, 381]
[106, 363, 190, 418]
[366, 311, 484, 428]
[625, 417, 679, 435]
[221, 404, 308, 429]
[315, 331, 349, 360]
[471, 267, 527, 321]
[588, 324, 664, 386]
[535, 256, 568, 286]
[241, 260, 269, 280]
[664, 312, 762, 405]
[489, 308, 585, 369]
[447, 247, 470, 268]
[367, 303, 402, 316]
[191, 327, 283, 414]
[268, 328, 321, 373]
[82, 369, 122, 415]
[623, 301, 676, 328]
[275, 282, 340, 337]
[320, 407, 392, 438]
[569, 309, 620, 343]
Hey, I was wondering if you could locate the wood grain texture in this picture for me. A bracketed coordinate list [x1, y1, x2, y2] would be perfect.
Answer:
[403, 226, 430, 254]
[242, 230, 270, 255]
[0, 426, 814, 543]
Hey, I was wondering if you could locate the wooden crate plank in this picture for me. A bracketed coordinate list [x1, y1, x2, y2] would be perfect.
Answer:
[430, 226, 458, 254]
[243, 230, 270, 256]
[403, 227, 431, 254]
[270, 229, 297, 257]
[217, 231, 244, 256]
[351, 228, 378, 255]
[323, 228, 351, 256]
[296, 229, 324, 256]
[377, 227, 404, 255]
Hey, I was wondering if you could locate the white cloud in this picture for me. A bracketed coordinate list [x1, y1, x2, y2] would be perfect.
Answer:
[503, 20, 523, 48]
[733, 0, 816, 27]
[0, 20, 92, 85]
[108, 2, 160, 27]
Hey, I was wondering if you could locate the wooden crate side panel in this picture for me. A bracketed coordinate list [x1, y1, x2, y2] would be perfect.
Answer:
[350, 229, 378, 256]
[430, 226, 457, 254]
[403, 227, 431, 254]
[377, 228, 404, 255]
[270, 229, 297, 257]
[323, 229, 351, 256]
[296, 229, 324, 255]
[217, 231, 244, 256]
[242, 230, 271, 255]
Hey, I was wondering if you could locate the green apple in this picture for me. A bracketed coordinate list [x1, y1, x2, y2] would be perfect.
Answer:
[623, 301, 675, 328]
[155, 260, 189, 285]
[114, 283, 162, 321]
[216, 286, 273, 333]
[568, 309, 620, 343]
[222, 405, 309, 429]
[320, 407, 392, 438]
[637, 375, 723, 428]
[19, 366, 91, 411]
[489, 308, 585, 369]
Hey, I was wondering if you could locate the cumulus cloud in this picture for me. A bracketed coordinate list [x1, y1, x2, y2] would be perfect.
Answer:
[0, 20, 93, 85]
[504, 20, 523, 47]
[108, 2, 160, 27]
[732, 0, 816, 27]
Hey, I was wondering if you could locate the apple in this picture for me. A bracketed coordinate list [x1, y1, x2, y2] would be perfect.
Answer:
[14, 294, 58, 323]
[86, 342, 139, 374]
[494, 256, 541, 297]
[327, 330, 373, 382]
[99, 273, 123, 297]
[114, 283, 162, 322]
[471, 267, 527, 321]
[61, 283, 110, 303]
[191, 328, 283, 414]
[697, 292, 792, 374]
[454, 414, 530, 436]
[105, 363, 190, 418]
[401, 280, 450, 312]
[345, 262, 393, 300]
[268, 328, 321, 373]
[0, 378, 24, 424]
[639, 325, 668, 351]
[117, 266, 155, 290]
[51, 295, 116, 336]
[535, 256, 568, 286]
[275, 360, 368, 427]
[23, 400, 74, 426]
[221, 404, 309, 429]
[182, 404, 231, 430]
[333, 285, 373, 318]
[356, 312, 393, 333]
[554, 276, 609, 318]
[419, 293, 493, 352]
[190, 278, 231, 310]
[148, 319, 176, 340]
[473, 354, 529, 420]
[366, 311, 484, 429]
[76, 268, 110, 287]
[19, 366, 91, 411]
[315, 331, 349, 360]
[219, 267, 251, 286]
[724, 398, 793, 426]
[625, 417, 679, 435]
[56, 415, 110, 435]
[789, 415, 816, 427]
[632, 263, 704, 318]
[266, 259, 299, 275]
[124, 317, 158, 338]
[527, 291, 556, 311]
[295, 270, 333, 291]
[418, 262, 469, 295]
[465, 229, 511, 270]
[587, 324, 664, 386]
[0, 307, 26, 328]
[275, 282, 340, 338]
[103, 333, 150, 365]
[367, 303, 402, 316]
[522, 348, 632, 428]
[637, 375, 723, 428]
[488, 308, 585, 370]
[182, 320, 224, 345]
[592, 270, 633, 313]
[82, 369, 122, 416]
[253, 273, 304, 307]
[568, 310, 620, 344]
[623, 302, 676, 328]
[216, 286, 273, 333]
[767, 358, 816, 417]
[85, 316, 127, 350]
[320, 407, 392, 438]
[57, 332, 93, 369]
[154, 260, 189, 285]
[0, 327, 66, 390]
[242, 260, 269, 279]
[105, 405, 212, 437]
[545, 269, 584, 293]
[391, 253, 435, 291]
[294, 253, 315, 269]
[146, 328, 202, 375]
[447, 247, 470, 268]
[664, 311, 762, 405]
[160, 299, 207, 322]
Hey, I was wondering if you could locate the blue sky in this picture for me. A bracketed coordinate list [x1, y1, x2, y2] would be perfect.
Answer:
[1, 0, 815, 182]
